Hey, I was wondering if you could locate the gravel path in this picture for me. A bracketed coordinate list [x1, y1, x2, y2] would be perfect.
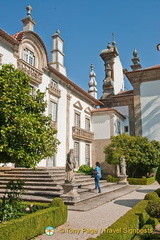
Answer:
[34, 182, 159, 240]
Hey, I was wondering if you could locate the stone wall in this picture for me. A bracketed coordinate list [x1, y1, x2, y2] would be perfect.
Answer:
[92, 139, 116, 179]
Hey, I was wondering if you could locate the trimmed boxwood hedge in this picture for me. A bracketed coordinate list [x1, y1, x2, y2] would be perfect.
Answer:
[87, 201, 158, 240]
[107, 175, 155, 185]
[144, 191, 159, 200]
[0, 197, 67, 240]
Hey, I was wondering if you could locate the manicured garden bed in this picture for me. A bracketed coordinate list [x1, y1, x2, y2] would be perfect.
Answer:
[0, 197, 67, 240]
[107, 175, 155, 185]
[87, 188, 160, 240]
[87, 200, 159, 240]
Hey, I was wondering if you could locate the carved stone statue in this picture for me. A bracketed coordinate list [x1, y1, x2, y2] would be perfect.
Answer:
[118, 156, 128, 185]
[65, 149, 76, 183]
[120, 156, 126, 175]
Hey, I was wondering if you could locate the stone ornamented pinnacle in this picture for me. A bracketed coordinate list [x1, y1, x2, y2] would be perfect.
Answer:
[26, 5, 32, 17]
[88, 64, 97, 99]
[107, 42, 112, 49]
[130, 49, 142, 71]
[112, 33, 116, 46]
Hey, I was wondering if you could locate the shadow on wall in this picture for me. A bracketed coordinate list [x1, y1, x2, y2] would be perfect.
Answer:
[100, 161, 117, 179]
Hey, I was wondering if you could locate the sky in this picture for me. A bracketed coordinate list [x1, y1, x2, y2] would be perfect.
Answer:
[1, 0, 160, 98]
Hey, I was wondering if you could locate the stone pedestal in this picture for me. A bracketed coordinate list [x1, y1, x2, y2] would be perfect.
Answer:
[61, 183, 80, 203]
[118, 175, 128, 185]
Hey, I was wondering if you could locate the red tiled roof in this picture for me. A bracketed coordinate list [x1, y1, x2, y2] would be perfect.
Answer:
[12, 31, 25, 41]
[144, 64, 160, 70]
[92, 107, 126, 118]
[0, 28, 19, 45]
[116, 90, 133, 96]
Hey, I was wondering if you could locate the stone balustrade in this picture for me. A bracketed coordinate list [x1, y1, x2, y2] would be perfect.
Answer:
[48, 83, 61, 98]
[18, 59, 43, 85]
[72, 126, 94, 142]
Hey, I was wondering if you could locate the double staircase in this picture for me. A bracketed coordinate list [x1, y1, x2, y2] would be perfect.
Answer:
[0, 167, 132, 205]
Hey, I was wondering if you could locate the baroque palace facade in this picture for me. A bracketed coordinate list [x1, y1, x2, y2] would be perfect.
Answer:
[0, 6, 160, 173]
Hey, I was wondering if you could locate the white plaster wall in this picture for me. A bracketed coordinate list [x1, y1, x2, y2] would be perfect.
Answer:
[113, 56, 124, 94]
[114, 106, 129, 134]
[58, 53, 63, 65]
[55, 85, 67, 166]
[92, 115, 110, 139]
[113, 115, 124, 136]
[69, 94, 94, 166]
[57, 39, 63, 52]
[0, 42, 17, 66]
[140, 80, 160, 141]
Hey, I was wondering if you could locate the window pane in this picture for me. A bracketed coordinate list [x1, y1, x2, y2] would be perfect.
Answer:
[85, 118, 90, 131]
[85, 144, 90, 166]
[24, 48, 35, 66]
[49, 101, 57, 122]
[74, 142, 79, 167]
[75, 113, 80, 127]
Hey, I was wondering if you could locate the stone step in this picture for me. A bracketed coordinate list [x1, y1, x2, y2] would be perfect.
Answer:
[0, 174, 52, 178]
[0, 185, 62, 192]
[0, 177, 55, 182]
[63, 184, 131, 206]
[3, 171, 50, 175]
[0, 189, 62, 197]
[67, 185, 140, 211]
[0, 180, 57, 186]
[0, 167, 116, 205]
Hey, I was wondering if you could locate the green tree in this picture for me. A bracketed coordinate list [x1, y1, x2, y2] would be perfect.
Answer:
[156, 165, 160, 184]
[104, 133, 160, 177]
[0, 64, 59, 167]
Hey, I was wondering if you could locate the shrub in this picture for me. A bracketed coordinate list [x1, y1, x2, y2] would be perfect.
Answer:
[146, 200, 160, 218]
[107, 176, 155, 185]
[144, 192, 159, 200]
[87, 201, 150, 240]
[155, 188, 160, 197]
[0, 198, 67, 240]
[77, 164, 93, 175]
[107, 175, 119, 183]
[156, 165, 160, 184]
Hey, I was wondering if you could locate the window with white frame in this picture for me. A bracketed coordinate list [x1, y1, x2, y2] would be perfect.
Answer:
[124, 126, 129, 133]
[117, 120, 121, 134]
[74, 112, 80, 128]
[49, 101, 57, 122]
[48, 155, 55, 167]
[85, 144, 90, 166]
[85, 117, 90, 131]
[74, 142, 79, 167]
[24, 48, 35, 66]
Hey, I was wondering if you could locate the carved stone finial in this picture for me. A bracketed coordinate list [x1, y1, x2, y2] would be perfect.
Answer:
[107, 42, 112, 49]
[26, 5, 32, 16]
[133, 48, 138, 58]
[130, 48, 142, 71]
[112, 33, 116, 46]
[89, 64, 96, 78]
[56, 29, 60, 35]
[88, 64, 97, 99]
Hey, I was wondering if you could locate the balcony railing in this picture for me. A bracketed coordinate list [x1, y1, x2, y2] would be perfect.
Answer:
[72, 126, 94, 142]
[18, 59, 43, 85]
[48, 83, 61, 98]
